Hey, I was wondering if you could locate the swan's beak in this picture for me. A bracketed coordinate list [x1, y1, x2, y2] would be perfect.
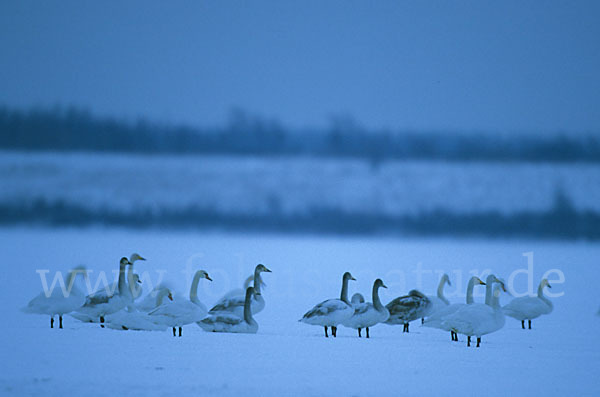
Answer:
[350, 276, 356, 281]
[447, 280, 452, 286]
[255, 291, 261, 296]
[264, 267, 272, 273]
[382, 283, 388, 289]
[137, 279, 142, 284]
[139, 257, 146, 261]
[547, 283, 552, 288]
[206, 275, 213, 281]
[168, 293, 173, 301]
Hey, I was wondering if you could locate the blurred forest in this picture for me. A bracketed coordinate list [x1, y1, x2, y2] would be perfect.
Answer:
[1, 105, 599, 163]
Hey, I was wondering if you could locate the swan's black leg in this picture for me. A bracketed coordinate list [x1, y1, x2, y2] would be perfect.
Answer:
[332, 326, 337, 337]
[172, 327, 176, 337]
[406, 323, 410, 333]
[521, 320, 525, 329]
[358, 328, 361, 337]
[100, 316, 105, 328]
[50, 317, 54, 328]
[366, 327, 370, 338]
[179, 327, 182, 337]
[476, 337, 481, 347]
[421, 317, 424, 324]
[324, 326, 328, 337]
[528, 320, 531, 329]
[59, 316, 63, 329]
[450, 332, 454, 341]
[467, 336, 471, 347]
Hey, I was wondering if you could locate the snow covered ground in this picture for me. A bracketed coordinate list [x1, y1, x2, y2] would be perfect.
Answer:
[2, 150, 600, 216]
[2, 226, 599, 396]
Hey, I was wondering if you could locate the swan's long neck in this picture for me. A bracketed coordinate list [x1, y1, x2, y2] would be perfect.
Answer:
[484, 276, 495, 306]
[190, 272, 202, 305]
[537, 281, 552, 309]
[372, 283, 384, 311]
[253, 268, 263, 295]
[465, 278, 477, 304]
[155, 289, 169, 307]
[243, 289, 255, 324]
[117, 263, 128, 295]
[340, 276, 350, 304]
[437, 277, 449, 304]
[490, 286, 502, 309]
[127, 264, 135, 294]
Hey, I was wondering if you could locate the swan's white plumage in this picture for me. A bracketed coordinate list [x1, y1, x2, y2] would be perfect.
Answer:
[300, 272, 356, 329]
[342, 280, 389, 331]
[21, 266, 88, 318]
[199, 287, 258, 333]
[503, 278, 553, 321]
[209, 264, 270, 317]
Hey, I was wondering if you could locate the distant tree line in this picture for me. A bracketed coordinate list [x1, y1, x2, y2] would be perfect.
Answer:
[1, 105, 600, 162]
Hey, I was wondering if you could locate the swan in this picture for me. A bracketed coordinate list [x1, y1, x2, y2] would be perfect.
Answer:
[300, 272, 356, 337]
[105, 288, 173, 331]
[22, 265, 89, 328]
[198, 287, 259, 334]
[149, 270, 212, 336]
[441, 275, 506, 347]
[75, 257, 134, 327]
[503, 278, 553, 329]
[342, 279, 390, 338]
[422, 276, 486, 341]
[209, 264, 271, 317]
[136, 284, 174, 312]
[421, 273, 451, 323]
[384, 289, 431, 333]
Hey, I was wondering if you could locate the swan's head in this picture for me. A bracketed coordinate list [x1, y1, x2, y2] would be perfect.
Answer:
[351, 293, 365, 304]
[485, 274, 503, 286]
[541, 278, 552, 289]
[197, 270, 212, 281]
[129, 253, 146, 263]
[343, 272, 356, 282]
[374, 278, 387, 289]
[256, 264, 272, 273]
[497, 278, 507, 292]
[120, 257, 132, 266]
[441, 273, 451, 286]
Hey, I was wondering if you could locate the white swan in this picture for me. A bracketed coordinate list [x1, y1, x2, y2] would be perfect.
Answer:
[75, 257, 133, 327]
[136, 284, 174, 312]
[422, 273, 451, 323]
[198, 287, 259, 334]
[105, 288, 173, 331]
[209, 264, 271, 317]
[503, 278, 553, 329]
[148, 270, 212, 336]
[384, 289, 431, 333]
[22, 265, 89, 328]
[423, 276, 486, 341]
[300, 272, 356, 337]
[441, 275, 506, 347]
[342, 279, 390, 338]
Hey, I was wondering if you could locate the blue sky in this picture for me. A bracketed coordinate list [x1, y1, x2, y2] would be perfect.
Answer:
[1, 1, 599, 134]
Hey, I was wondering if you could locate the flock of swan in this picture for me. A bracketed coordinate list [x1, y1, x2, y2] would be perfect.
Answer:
[22, 254, 271, 335]
[21, 253, 554, 345]
[299, 271, 553, 347]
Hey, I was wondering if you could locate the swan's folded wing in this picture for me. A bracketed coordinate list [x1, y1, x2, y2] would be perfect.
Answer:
[201, 314, 243, 326]
[209, 296, 244, 313]
[353, 302, 370, 316]
[303, 299, 348, 319]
